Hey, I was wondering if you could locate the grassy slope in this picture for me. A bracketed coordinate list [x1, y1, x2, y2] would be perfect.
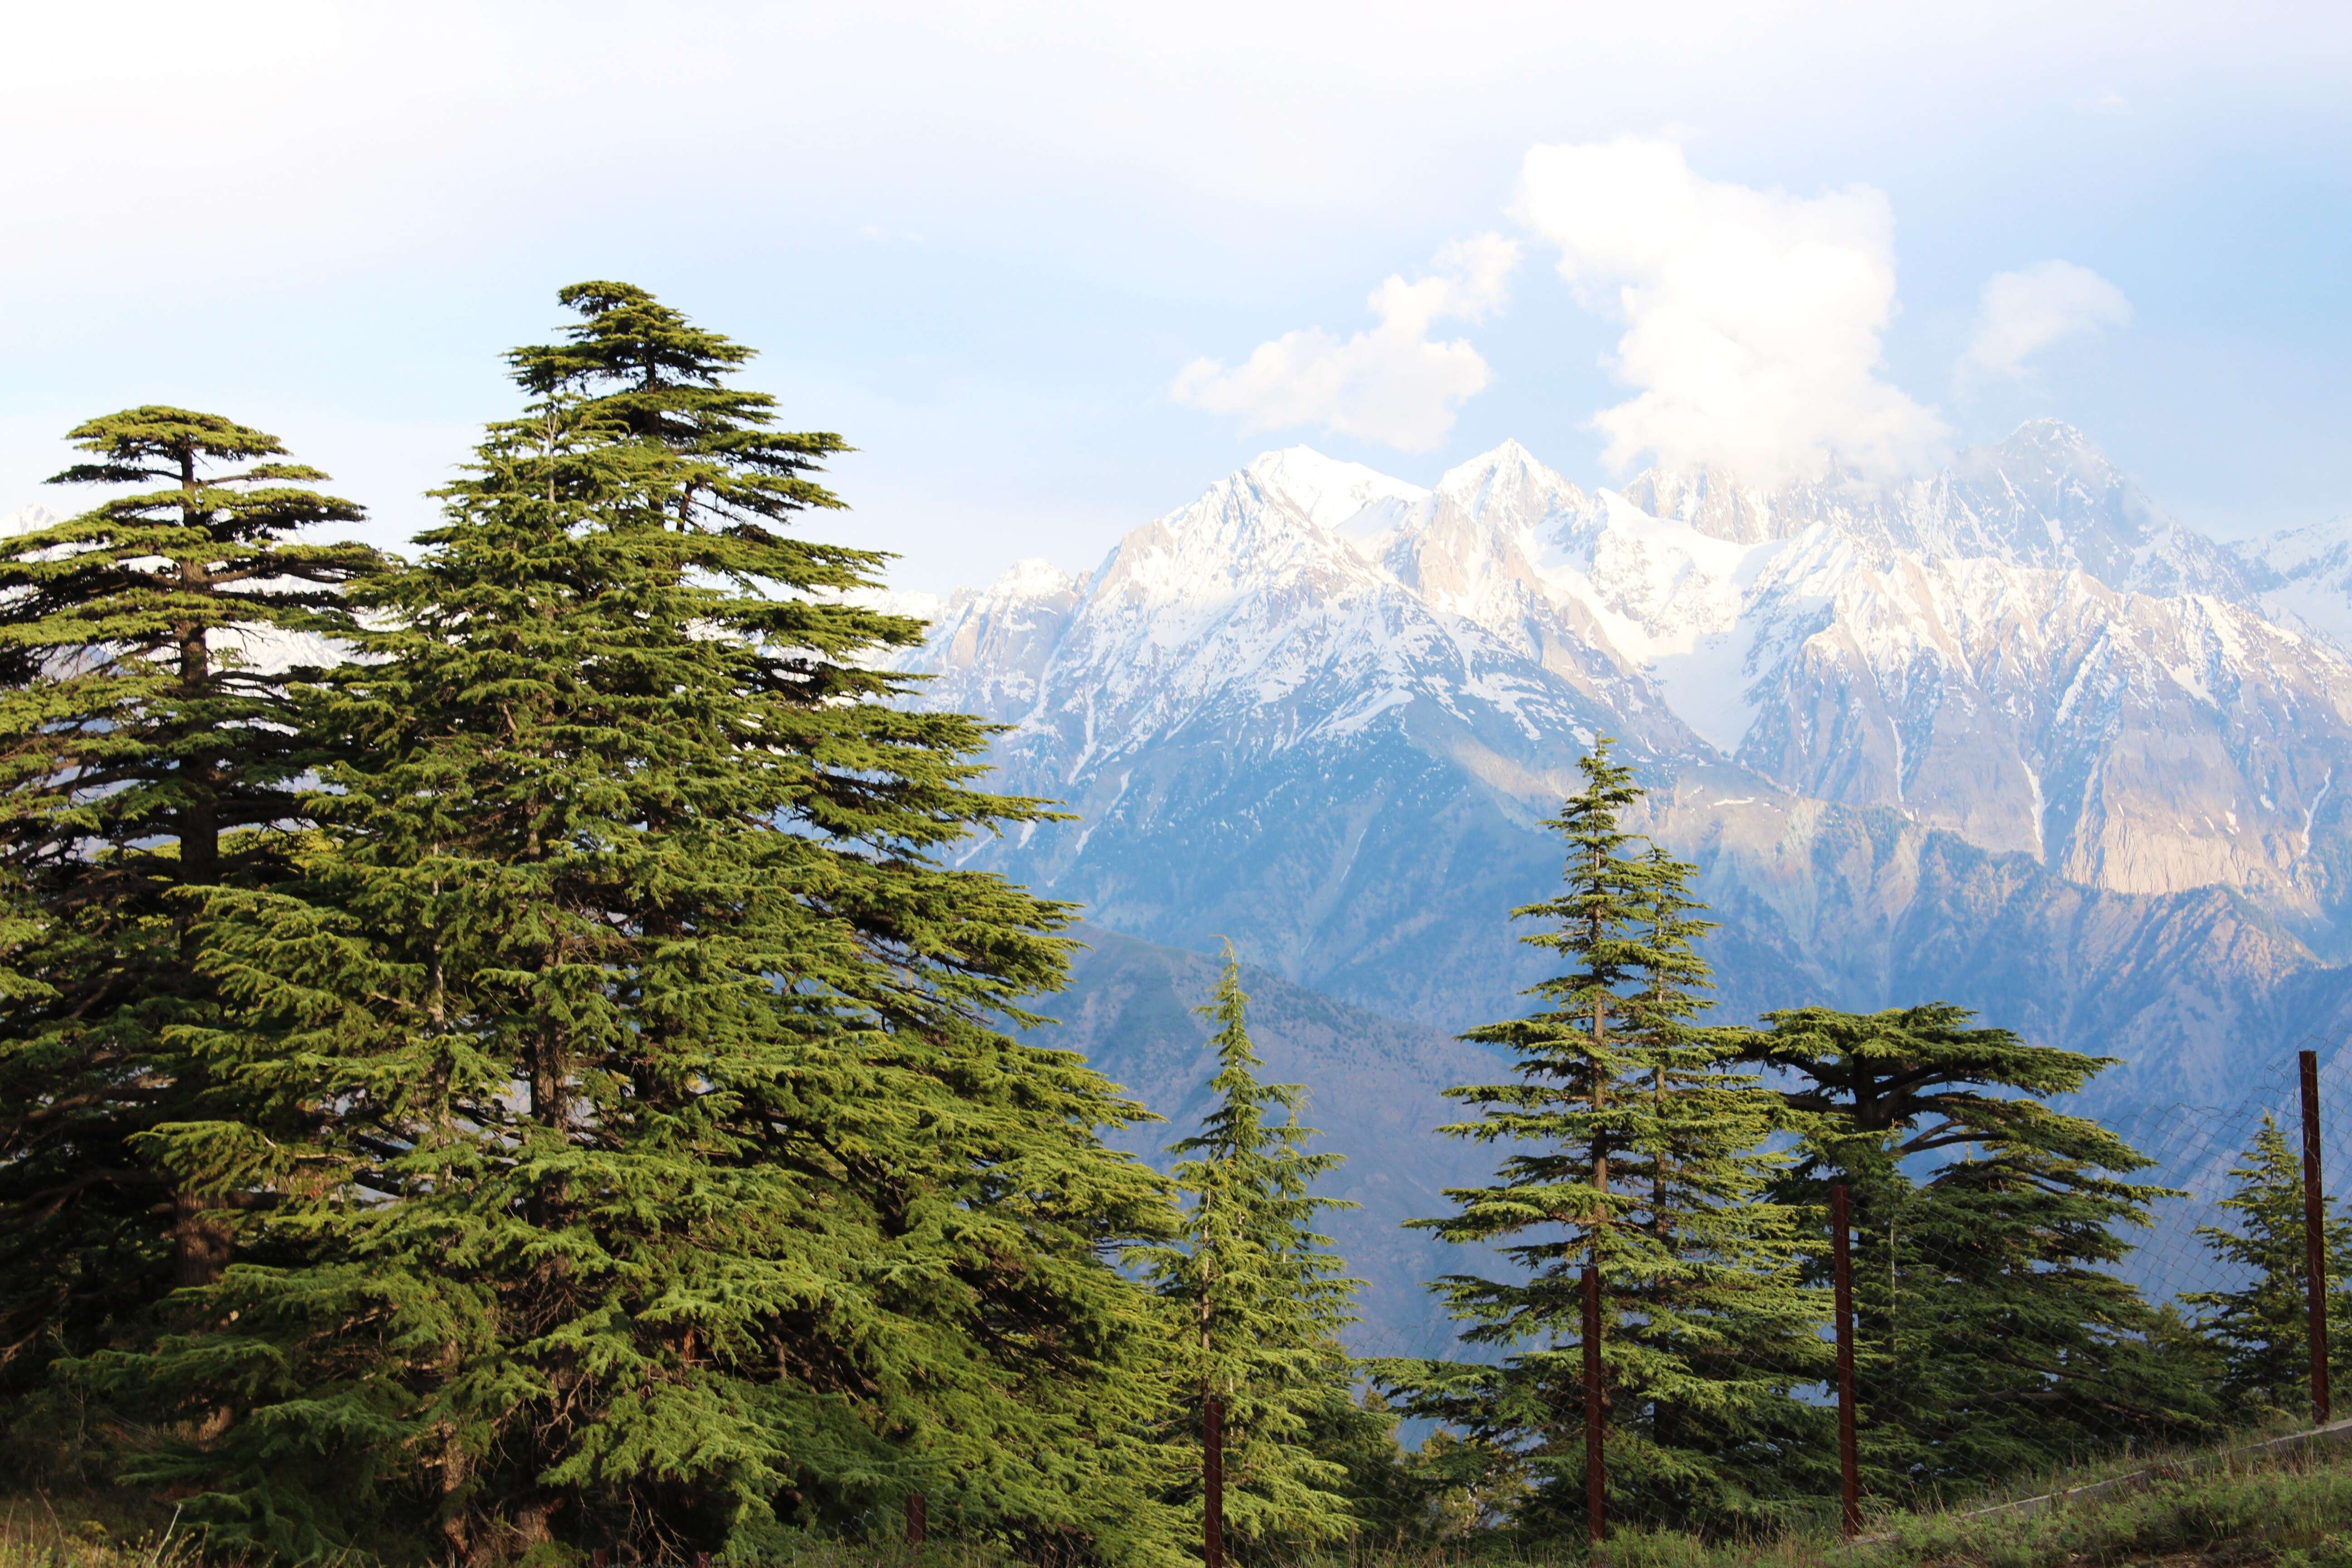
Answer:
[10, 1447, 2352, 1568]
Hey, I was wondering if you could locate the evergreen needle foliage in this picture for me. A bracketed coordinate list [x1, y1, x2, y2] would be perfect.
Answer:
[1381, 740, 1829, 1536]
[1137, 944, 1367, 1558]
[0, 409, 375, 1396]
[2186, 1114, 2352, 1419]
[74, 288, 1186, 1568]
[1731, 1004, 2216, 1494]
[5, 302, 2318, 1568]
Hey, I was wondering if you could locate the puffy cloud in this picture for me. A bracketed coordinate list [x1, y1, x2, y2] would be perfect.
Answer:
[1960, 260, 2133, 384]
[1516, 137, 1947, 487]
[1171, 233, 1522, 451]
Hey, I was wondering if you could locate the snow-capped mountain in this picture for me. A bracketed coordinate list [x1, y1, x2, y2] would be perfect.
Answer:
[893, 423, 2352, 1105]
[2239, 512, 2352, 654]
[912, 425, 2352, 906]
[1610, 421, 2256, 598]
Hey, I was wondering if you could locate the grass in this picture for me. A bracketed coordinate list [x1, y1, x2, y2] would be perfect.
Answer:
[8, 1442, 2352, 1568]
[1316, 1444, 2352, 1568]
[0, 1491, 201, 1568]
[1850, 1455, 2352, 1566]
[1277, 1428, 2352, 1568]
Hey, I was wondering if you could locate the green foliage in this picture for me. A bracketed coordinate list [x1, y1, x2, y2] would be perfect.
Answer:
[0, 408, 377, 1391]
[1732, 1004, 2217, 1494]
[1399, 1425, 1534, 1542]
[22, 1437, 2352, 1568]
[72, 287, 1186, 1567]
[2185, 1114, 2352, 1419]
[0, 299, 2297, 1568]
[1291, 1391, 1448, 1547]
[1382, 740, 1829, 1534]
[1138, 944, 1365, 1556]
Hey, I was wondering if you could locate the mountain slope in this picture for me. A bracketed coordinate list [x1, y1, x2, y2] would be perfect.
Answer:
[892, 426, 2352, 1107]
[1032, 929, 1500, 1358]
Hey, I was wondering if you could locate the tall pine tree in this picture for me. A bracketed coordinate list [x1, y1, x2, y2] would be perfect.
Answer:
[1137, 944, 1364, 1558]
[76, 289, 1186, 1566]
[2185, 1114, 2352, 1420]
[0, 410, 373, 1400]
[1733, 1004, 2215, 1493]
[1382, 741, 1827, 1536]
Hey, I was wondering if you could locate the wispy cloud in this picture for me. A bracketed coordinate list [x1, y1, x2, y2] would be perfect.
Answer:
[1960, 260, 2133, 385]
[1171, 234, 1522, 452]
[1516, 137, 1947, 487]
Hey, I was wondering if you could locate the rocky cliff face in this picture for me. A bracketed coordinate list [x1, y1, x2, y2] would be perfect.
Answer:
[882, 423, 2352, 1114]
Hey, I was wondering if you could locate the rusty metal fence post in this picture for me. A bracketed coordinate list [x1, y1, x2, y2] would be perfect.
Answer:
[905, 1491, 926, 1549]
[2303, 1050, 2332, 1425]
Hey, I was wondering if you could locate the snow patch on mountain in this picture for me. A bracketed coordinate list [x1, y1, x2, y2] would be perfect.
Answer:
[1612, 421, 2257, 603]
[2238, 514, 2352, 655]
[1241, 446, 1429, 539]
[895, 423, 2352, 926]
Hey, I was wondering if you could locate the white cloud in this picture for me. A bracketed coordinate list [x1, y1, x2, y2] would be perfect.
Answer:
[1960, 260, 2133, 384]
[1515, 137, 1947, 487]
[1171, 233, 1522, 451]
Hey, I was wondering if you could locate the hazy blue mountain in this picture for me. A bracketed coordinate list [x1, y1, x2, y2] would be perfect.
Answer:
[1027, 928, 1504, 1359]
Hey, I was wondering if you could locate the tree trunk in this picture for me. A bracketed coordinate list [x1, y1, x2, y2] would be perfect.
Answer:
[176, 442, 219, 887]
[172, 1190, 233, 1289]
[507, 1499, 559, 1557]
[167, 442, 226, 1289]
[437, 1423, 476, 1567]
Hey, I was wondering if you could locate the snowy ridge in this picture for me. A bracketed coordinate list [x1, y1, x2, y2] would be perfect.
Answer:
[1, 505, 60, 538]
[1614, 421, 2258, 600]
[2239, 513, 2352, 654]
[899, 423, 2352, 923]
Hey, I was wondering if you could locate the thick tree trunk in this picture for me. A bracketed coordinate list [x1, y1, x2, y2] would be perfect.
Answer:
[172, 1190, 233, 1289]
[176, 446, 219, 888]
[1590, 993, 1608, 1197]
[167, 443, 227, 1289]
[508, 1499, 559, 1557]
[437, 1426, 476, 1567]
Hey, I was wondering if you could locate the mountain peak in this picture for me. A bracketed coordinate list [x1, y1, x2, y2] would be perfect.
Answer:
[1437, 436, 1537, 480]
[1434, 441, 1588, 534]
[1616, 464, 1781, 544]
[986, 557, 1079, 600]
[1236, 446, 1428, 534]
[1, 504, 60, 539]
[1436, 437, 1541, 494]
[1992, 417, 2112, 477]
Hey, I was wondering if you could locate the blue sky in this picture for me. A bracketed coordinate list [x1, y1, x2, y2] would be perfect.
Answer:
[4, 1, 2348, 592]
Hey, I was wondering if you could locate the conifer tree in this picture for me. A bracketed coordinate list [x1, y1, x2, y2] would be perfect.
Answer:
[78, 289, 1186, 1566]
[2185, 1115, 2352, 1418]
[1382, 741, 1828, 1534]
[1733, 1004, 2216, 1491]
[1137, 945, 1364, 1558]
[0, 411, 373, 1388]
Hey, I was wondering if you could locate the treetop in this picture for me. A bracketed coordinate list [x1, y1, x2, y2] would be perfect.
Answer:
[501, 280, 850, 526]
[47, 406, 295, 487]
[1737, 1000, 2141, 1168]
